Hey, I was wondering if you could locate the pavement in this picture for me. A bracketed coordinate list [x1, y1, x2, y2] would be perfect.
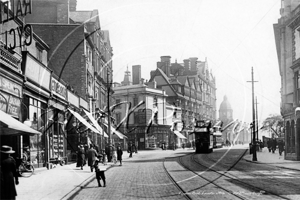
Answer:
[15, 146, 300, 200]
[242, 146, 300, 171]
[16, 153, 127, 200]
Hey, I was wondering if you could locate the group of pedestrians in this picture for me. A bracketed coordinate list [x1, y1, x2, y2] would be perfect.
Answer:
[267, 138, 285, 155]
[75, 143, 125, 188]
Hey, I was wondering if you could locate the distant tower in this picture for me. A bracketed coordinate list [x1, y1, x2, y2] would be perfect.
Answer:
[219, 95, 233, 142]
[121, 66, 132, 86]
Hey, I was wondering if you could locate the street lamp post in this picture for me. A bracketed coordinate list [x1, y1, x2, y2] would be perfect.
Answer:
[107, 69, 112, 162]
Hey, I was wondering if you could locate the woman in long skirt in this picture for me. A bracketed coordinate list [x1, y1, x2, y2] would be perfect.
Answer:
[76, 145, 85, 170]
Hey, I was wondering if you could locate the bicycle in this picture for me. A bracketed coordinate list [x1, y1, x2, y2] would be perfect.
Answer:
[17, 158, 34, 178]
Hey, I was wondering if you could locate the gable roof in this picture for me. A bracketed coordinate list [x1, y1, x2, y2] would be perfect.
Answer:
[149, 68, 183, 98]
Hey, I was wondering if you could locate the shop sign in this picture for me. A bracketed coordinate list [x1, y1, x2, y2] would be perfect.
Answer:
[0, 76, 22, 97]
[67, 90, 79, 108]
[0, 92, 20, 117]
[80, 97, 88, 111]
[51, 78, 67, 100]
[22, 52, 51, 91]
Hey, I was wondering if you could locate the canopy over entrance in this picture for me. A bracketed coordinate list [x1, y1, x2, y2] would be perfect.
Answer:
[68, 109, 100, 135]
[0, 110, 41, 136]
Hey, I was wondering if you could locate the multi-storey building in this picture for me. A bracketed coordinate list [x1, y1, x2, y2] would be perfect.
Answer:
[112, 67, 170, 150]
[274, 0, 300, 160]
[149, 56, 217, 145]
[24, 0, 112, 156]
[0, 0, 54, 168]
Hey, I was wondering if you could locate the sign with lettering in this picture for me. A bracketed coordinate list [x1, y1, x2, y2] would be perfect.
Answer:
[51, 78, 67, 100]
[0, 0, 32, 24]
[0, 0, 33, 50]
[0, 92, 20, 117]
[0, 76, 22, 97]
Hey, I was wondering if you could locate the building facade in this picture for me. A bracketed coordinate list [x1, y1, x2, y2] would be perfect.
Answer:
[0, 0, 115, 168]
[274, 0, 300, 160]
[149, 56, 217, 145]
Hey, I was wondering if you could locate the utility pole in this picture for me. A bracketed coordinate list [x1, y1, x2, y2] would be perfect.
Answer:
[107, 68, 112, 162]
[247, 67, 258, 161]
[255, 97, 259, 141]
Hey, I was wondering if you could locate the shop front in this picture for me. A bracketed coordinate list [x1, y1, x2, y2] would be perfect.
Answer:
[0, 45, 24, 158]
[48, 76, 68, 164]
[126, 124, 170, 150]
[21, 51, 52, 168]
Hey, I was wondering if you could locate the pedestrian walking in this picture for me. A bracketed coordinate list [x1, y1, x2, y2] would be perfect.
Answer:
[272, 138, 277, 153]
[267, 139, 272, 152]
[94, 158, 106, 187]
[116, 146, 123, 166]
[128, 142, 133, 158]
[278, 140, 285, 156]
[87, 145, 98, 172]
[259, 140, 264, 151]
[0, 145, 19, 200]
[105, 144, 111, 162]
[76, 145, 85, 170]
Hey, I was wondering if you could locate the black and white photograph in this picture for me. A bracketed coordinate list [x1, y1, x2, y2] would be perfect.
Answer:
[1, 0, 300, 199]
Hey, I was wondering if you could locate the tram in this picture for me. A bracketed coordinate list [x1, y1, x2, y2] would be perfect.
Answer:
[213, 121, 223, 148]
[193, 120, 213, 153]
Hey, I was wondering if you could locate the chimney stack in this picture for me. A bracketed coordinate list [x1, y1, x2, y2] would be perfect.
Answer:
[189, 57, 198, 71]
[132, 65, 141, 85]
[183, 59, 190, 71]
[160, 56, 171, 77]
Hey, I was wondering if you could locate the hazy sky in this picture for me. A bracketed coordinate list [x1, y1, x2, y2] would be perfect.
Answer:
[77, 0, 282, 124]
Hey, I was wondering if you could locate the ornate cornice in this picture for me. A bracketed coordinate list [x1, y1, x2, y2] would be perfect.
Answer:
[0, 46, 20, 70]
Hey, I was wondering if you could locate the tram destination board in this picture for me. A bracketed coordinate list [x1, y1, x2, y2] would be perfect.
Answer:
[194, 127, 207, 132]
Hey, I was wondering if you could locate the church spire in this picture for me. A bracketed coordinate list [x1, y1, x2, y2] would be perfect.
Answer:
[121, 65, 132, 86]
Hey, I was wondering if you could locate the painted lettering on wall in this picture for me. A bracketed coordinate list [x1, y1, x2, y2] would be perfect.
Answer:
[51, 78, 67, 100]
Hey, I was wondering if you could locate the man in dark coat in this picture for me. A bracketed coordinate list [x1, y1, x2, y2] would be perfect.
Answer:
[272, 139, 277, 153]
[128, 142, 133, 158]
[87, 145, 98, 172]
[267, 139, 272, 152]
[116, 146, 123, 166]
[278, 140, 285, 156]
[0, 145, 19, 200]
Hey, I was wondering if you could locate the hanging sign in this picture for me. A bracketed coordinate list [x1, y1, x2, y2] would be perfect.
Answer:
[0, 0, 33, 50]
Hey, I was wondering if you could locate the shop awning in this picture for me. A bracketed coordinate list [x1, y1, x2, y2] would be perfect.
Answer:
[0, 110, 41, 136]
[83, 110, 108, 138]
[68, 109, 101, 135]
[103, 120, 127, 139]
[173, 130, 187, 139]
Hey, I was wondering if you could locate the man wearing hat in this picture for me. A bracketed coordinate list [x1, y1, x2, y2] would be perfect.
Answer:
[1, 145, 19, 200]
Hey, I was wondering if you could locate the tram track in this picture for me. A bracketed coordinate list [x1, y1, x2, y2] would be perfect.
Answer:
[185, 150, 290, 200]
[177, 153, 248, 200]
[162, 159, 193, 200]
